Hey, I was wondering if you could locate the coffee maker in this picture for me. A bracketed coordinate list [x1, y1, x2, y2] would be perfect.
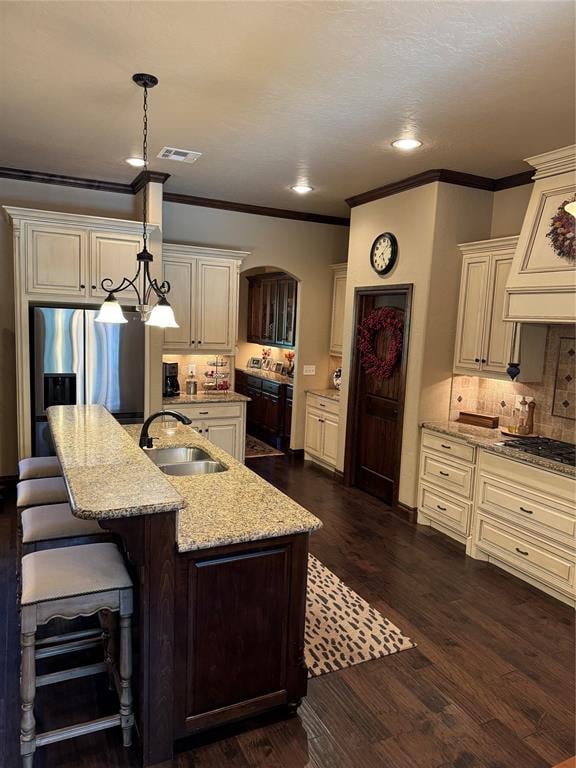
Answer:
[163, 362, 180, 397]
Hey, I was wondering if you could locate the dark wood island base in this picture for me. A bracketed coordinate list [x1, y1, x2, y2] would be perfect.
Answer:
[105, 514, 309, 767]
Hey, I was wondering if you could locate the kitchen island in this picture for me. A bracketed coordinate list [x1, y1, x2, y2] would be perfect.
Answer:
[46, 405, 321, 768]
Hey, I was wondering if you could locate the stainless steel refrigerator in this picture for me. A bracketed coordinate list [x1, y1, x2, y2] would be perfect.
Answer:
[32, 307, 145, 455]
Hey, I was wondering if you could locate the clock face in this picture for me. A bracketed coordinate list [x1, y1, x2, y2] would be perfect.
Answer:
[370, 232, 398, 275]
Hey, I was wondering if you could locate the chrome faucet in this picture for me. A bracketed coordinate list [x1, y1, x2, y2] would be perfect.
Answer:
[139, 410, 192, 449]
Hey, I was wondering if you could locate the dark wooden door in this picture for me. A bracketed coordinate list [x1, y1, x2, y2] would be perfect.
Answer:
[345, 286, 412, 507]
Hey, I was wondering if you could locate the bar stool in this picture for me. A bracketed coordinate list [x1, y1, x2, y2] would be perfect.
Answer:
[21, 503, 105, 553]
[17, 477, 68, 508]
[18, 457, 62, 481]
[20, 542, 134, 767]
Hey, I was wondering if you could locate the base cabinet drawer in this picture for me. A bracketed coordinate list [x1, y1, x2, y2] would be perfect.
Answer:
[418, 483, 471, 535]
[419, 451, 473, 498]
[175, 403, 243, 420]
[474, 513, 576, 595]
[477, 474, 576, 547]
[422, 430, 475, 464]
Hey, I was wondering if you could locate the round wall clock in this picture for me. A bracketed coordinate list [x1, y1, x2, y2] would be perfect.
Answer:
[370, 232, 398, 275]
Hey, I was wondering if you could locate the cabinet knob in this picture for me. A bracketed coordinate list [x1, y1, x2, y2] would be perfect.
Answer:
[80, 284, 85, 289]
[481, 358, 486, 364]
[474, 358, 480, 363]
[91, 285, 97, 290]
[191, 341, 195, 344]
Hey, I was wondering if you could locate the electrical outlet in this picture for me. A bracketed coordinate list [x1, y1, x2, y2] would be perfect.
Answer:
[303, 365, 316, 376]
[515, 395, 534, 408]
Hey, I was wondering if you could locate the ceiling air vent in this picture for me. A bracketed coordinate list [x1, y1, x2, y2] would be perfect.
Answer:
[157, 147, 202, 164]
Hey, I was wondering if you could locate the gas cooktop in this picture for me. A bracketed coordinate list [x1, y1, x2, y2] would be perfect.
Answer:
[500, 437, 576, 467]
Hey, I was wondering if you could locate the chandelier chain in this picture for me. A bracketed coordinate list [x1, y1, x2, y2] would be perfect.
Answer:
[142, 83, 148, 249]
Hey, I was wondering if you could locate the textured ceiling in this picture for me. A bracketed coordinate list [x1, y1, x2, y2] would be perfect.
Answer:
[0, 1, 574, 216]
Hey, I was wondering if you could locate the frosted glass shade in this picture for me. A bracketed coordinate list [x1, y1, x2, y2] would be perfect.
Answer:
[146, 298, 179, 328]
[564, 200, 576, 217]
[95, 295, 127, 324]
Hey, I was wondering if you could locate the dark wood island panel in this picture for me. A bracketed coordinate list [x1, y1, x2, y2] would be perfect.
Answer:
[174, 532, 309, 737]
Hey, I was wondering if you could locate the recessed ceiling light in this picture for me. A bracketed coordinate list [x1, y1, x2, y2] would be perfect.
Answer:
[291, 184, 314, 194]
[125, 157, 146, 167]
[391, 138, 423, 151]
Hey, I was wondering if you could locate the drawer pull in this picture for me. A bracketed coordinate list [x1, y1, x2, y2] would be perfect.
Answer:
[319, 402, 326, 407]
[199, 411, 209, 415]
[439, 471, 449, 477]
[436, 505, 447, 511]
[440, 444, 451, 449]
[515, 547, 529, 557]
[519, 506, 533, 515]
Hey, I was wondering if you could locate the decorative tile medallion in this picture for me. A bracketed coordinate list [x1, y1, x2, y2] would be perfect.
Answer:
[552, 337, 576, 420]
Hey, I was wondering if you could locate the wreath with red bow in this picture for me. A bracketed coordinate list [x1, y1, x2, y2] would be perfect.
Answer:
[358, 307, 404, 379]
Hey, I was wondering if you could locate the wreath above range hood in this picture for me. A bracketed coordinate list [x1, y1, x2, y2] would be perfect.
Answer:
[504, 145, 576, 324]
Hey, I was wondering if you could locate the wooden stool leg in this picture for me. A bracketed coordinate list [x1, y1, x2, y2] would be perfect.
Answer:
[119, 613, 134, 748]
[100, 610, 116, 692]
[20, 622, 36, 767]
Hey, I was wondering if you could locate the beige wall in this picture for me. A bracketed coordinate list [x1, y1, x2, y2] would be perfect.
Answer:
[161, 203, 349, 449]
[0, 178, 137, 476]
[337, 182, 493, 508]
[490, 184, 533, 238]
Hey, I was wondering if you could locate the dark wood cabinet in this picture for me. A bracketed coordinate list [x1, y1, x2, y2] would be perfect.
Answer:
[236, 371, 292, 449]
[247, 273, 297, 348]
[283, 385, 293, 441]
[174, 533, 309, 736]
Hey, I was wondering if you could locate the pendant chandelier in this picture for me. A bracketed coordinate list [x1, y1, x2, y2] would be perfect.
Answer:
[96, 73, 178, 328]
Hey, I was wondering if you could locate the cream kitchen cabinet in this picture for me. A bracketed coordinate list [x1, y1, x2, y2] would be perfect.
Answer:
[89, 231, 144, 301]
[417, 429, 476, 543]
[454, 237, 546, 382]
[304, 392, 340, 470]
[167, 401, 247, 462]
[329, 264, 347, 356]
[469, 450, 575, 606]
[24, 221, 148, 302]
[25, 223, 88, 296]
[162, 244, 247, 354]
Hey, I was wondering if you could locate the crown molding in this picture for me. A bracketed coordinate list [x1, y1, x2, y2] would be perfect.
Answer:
[525, 144, 576, 179]
[131, 170, 171, 194]
[0, 164, 349, 227]
[2, 204, 159, 235]
[0, 165, 133, 194]
[163, 192, 350, 227]
[346, 168, 535, 208]
[163, 241, 250, 262]
[458, 235, 519, 256]
[492, 171, 534, 190]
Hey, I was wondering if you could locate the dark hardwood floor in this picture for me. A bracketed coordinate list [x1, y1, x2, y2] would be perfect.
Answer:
[1, 456, 574, 768]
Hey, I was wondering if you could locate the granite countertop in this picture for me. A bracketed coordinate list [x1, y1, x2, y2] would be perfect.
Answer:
[46, 405, 186, 520]
[306, 388, 340, 401]
[123, 422, 322, 552]
[163, 391, 250, 405]
[239, 368, 293, 384]
[421, 421, 575, 478]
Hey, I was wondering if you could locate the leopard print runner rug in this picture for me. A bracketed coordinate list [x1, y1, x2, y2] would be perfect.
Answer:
[305, 555, 415, 678]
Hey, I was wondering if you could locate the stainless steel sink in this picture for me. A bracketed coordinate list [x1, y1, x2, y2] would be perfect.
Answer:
[160, 460, 227, 476]
[144, 446, 212, 466]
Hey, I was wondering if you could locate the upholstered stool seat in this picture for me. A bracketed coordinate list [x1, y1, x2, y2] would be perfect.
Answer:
[21, 504, 103, 547]
[17, 477, 68, 508]
[19, 457, 61, 481]
[20, 543, 134, 766]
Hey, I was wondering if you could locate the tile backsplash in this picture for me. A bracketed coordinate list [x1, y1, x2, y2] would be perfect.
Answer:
[163, 354, 233, 393]
[450, 325, 576, 442]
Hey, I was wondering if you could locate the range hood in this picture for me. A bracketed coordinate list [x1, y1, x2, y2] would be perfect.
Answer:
[504, 145, 576, 323]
